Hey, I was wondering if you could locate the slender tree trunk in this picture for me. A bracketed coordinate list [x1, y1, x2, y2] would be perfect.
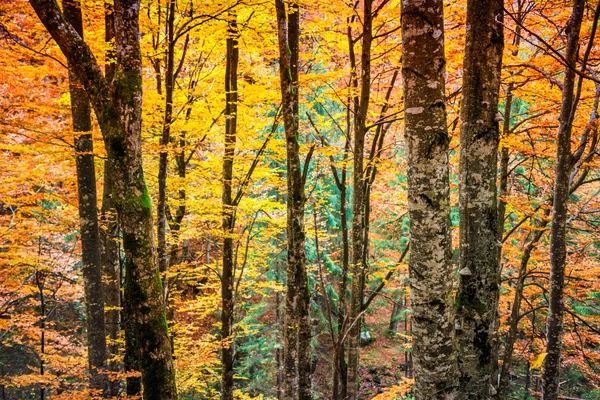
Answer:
[276, 262, 284, 400]
[124, 286, 142, 396]
[498, 220, 547, 394]
[542, 2, 585, 398]
[497, 2, 523, 243]
[35, 270, 46, 400]
[346, 2, 373, 398]
[221, 11, 239, 400]
[400, 1, 458, 398]
[389, 298, 400, 333]
[62, 0, 109, 394]
[157, 0, 176, 304]
[333, 136, 350, 400]
[102, 1, 123, 396]
[456, 1, 504, 397]
[275, 1, 311, 398]
[29, 1, 178, 398]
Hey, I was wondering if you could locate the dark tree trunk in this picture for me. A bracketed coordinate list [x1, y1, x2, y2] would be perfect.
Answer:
[102, 2, 123, 396]
[35, 271, 46, 400]
[542, 1, 585, 399]
[157, 0, 176, 304]
[346, 2, 373, 399]
[456, 1, 504, 397]
[275, 1, 312, 398]
[124, 288, 142, 396]
[498, 218, 548, 394]
[62, 0, 109, 394]
[29, 1, 177, 398]
[221, 11, 239, 400]
[496, 2, 522, 243]
[400, 0, 459, 398]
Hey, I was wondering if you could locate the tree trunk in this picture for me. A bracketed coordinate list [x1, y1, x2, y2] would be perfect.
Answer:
[400, 1, 458, 398]
[346, 2, 373, 398]
[456, 1, 504, 397]
[275, 1, 311, 398]
[157, 0, 176, 305]
[62, 0, 109, 395]
[124, 287, 142, 396]
[29, 1, 177, 398]
[102, 2, 123, 396]
[542, 1, 585, 399]
[221, 11, 239, 400]
[498, 219, 547, 394]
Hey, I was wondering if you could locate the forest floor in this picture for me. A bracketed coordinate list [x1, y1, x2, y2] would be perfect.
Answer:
[313, 298, 410, 399]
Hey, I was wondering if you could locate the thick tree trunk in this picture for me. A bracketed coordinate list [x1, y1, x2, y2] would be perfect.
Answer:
[542, 2, 585, 399]
[62, 0, 108, 394]
[456, 1, 504, 397]
[221, 11, 239, 400]
[400, 1, 458, 398]
[275, 1, 311, 398]
[28, 1, 177, 398]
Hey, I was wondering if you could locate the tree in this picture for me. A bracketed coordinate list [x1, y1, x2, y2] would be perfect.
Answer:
[61, 0, 109, 395]
[345, 1, 373, 398]
[542, 1, 585, 398]
[27, 1, 177, 398]
[100, 3, 123, 396]
[221, 10, 239, 400]
[455, 0, 504, 397]
[275, 0, 312, 398]
[400, 0, 459, 398]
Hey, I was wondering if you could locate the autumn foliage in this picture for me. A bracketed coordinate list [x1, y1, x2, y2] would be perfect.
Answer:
[1, 0, 600, 399]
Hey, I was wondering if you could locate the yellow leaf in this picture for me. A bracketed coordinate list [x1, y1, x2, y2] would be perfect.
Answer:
[530, 352, 547, 370]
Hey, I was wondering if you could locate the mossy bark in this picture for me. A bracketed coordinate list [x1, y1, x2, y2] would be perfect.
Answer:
[101, 4, 124, 396]
[29, 1, 177, 398]
[275, 1, 312, 398]
[400, 1, 459, 398]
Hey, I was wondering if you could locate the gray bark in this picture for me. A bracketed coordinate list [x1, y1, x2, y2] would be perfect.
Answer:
[400, 0, 459, 398]
[456, 1, 504, 397]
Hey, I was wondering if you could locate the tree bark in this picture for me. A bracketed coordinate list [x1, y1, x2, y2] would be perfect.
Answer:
[28, 1, 177, 398]
[498, 222, 547, 394]
[542, 1, 585, 399]
[102, 2, 123, 395]
[62, 0, 109, 395]
[400, 1, 459, 398]
[456, 1, 504, 397]
[157, 0, 176, 304]
[346, 2, 373, 398]
[221, 11, 239, 400]
[275, 1, 311, 398]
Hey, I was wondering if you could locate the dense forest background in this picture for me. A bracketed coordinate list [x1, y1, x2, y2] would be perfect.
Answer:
[1, 0, 600, 399]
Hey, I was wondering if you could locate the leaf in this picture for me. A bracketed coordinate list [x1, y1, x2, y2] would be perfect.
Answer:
[530, 352, 547, 370]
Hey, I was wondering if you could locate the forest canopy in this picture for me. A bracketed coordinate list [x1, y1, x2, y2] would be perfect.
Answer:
[1, 0, 600, 399]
